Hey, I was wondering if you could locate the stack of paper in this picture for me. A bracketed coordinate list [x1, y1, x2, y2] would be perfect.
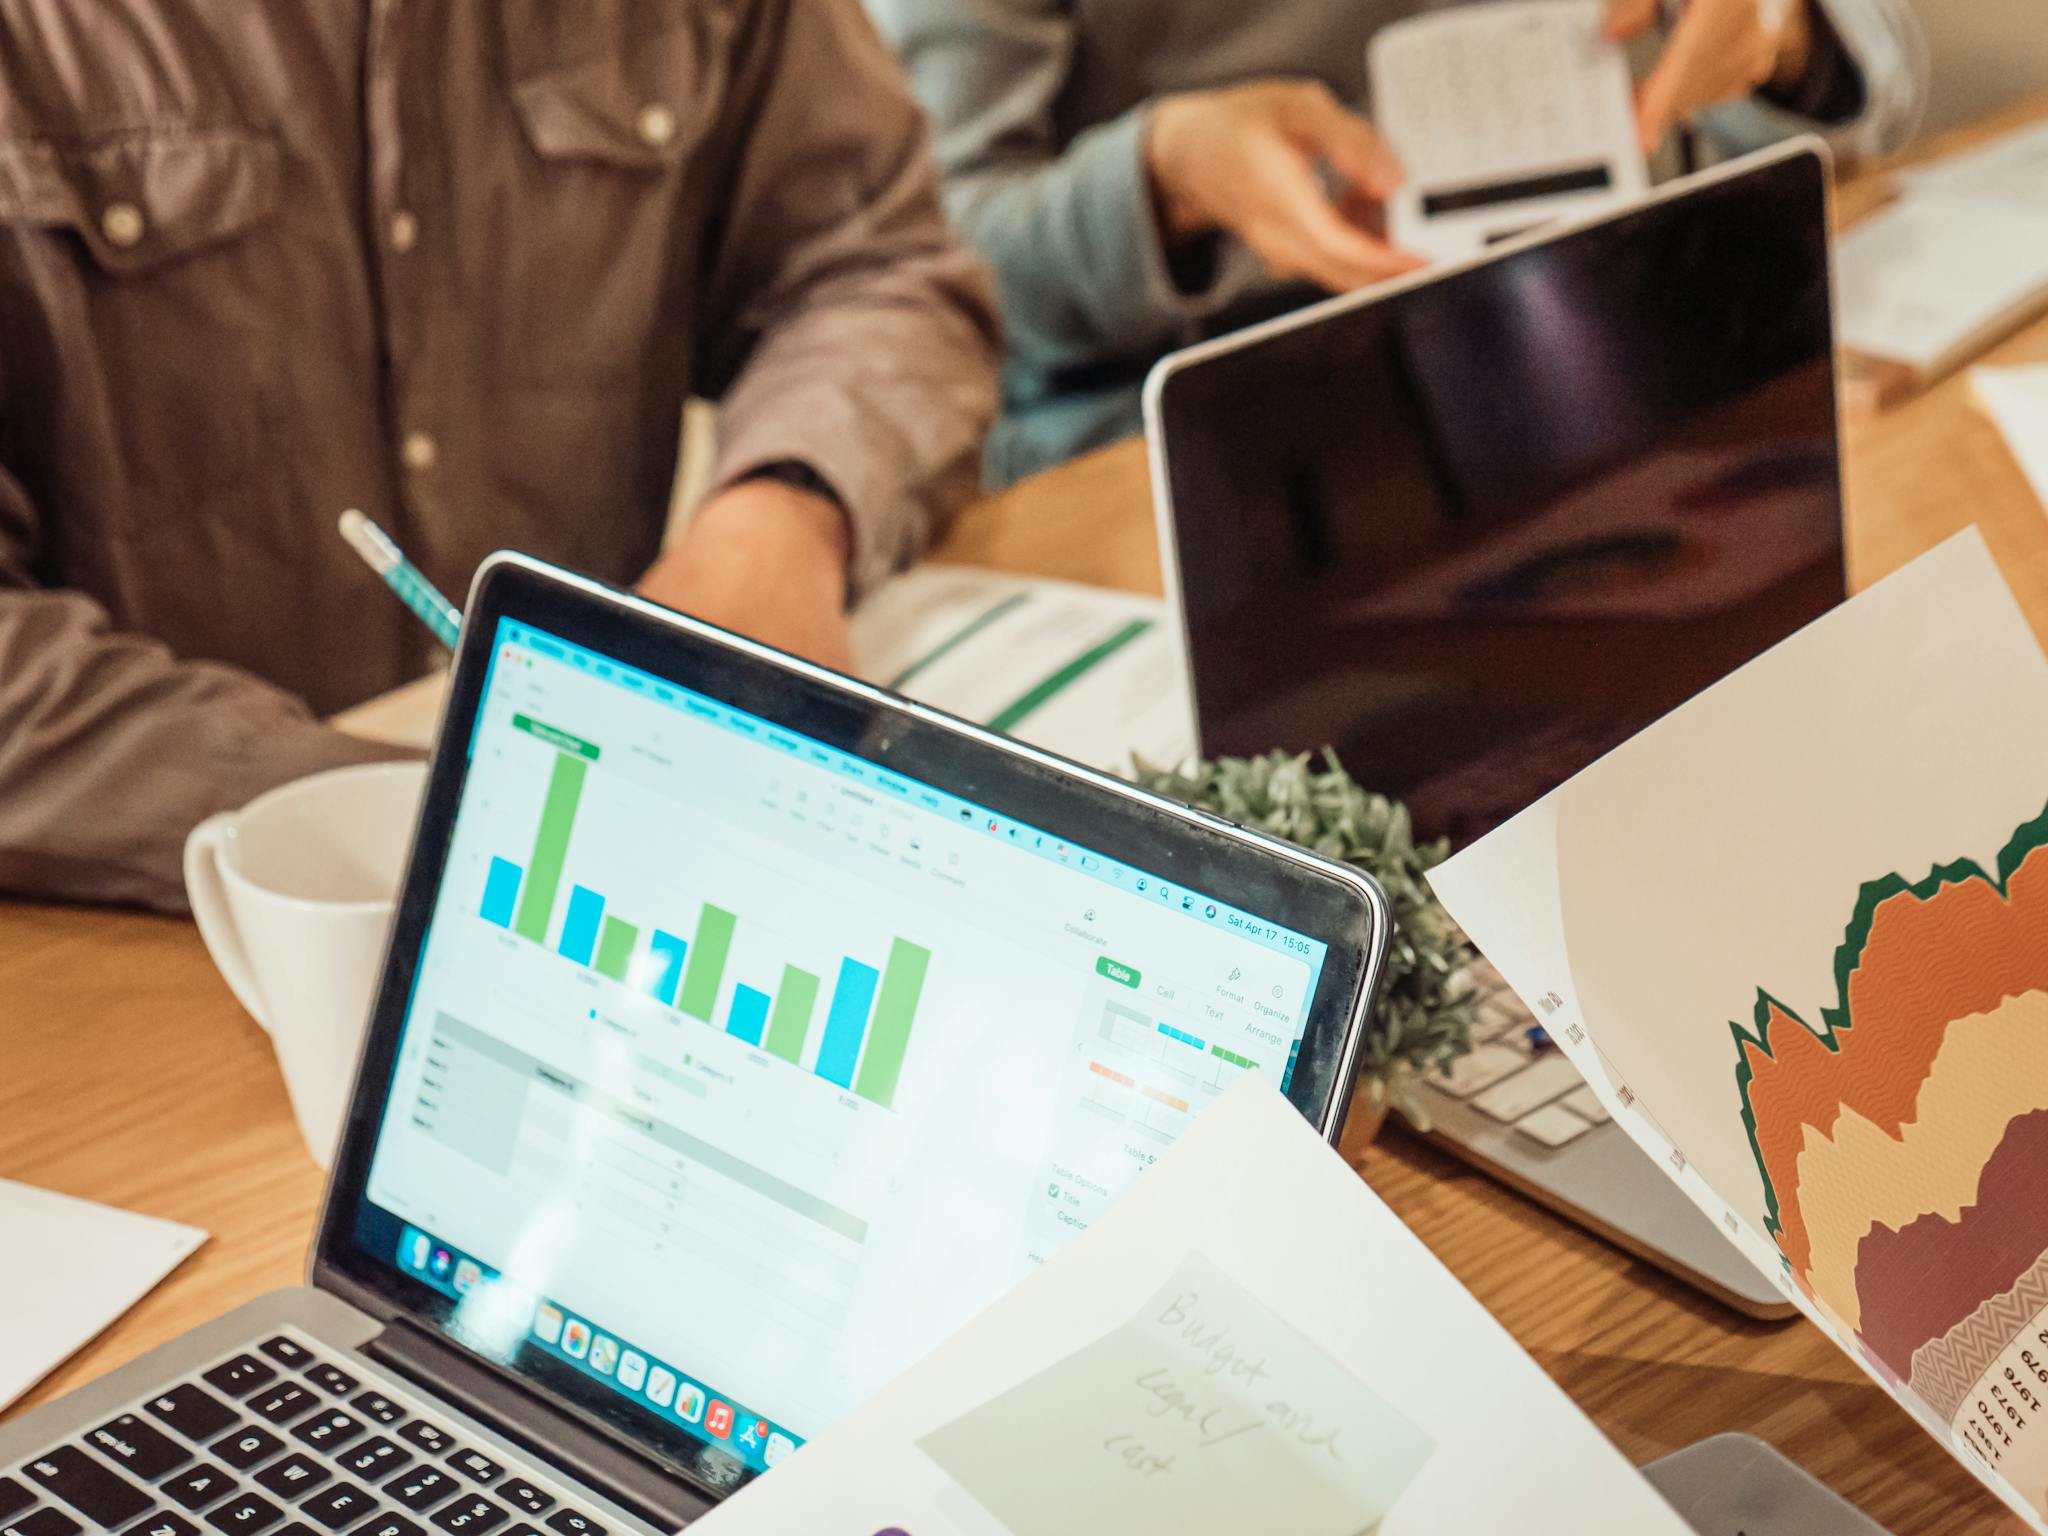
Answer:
[692, 1079, 1695, 1535]
[1973, 365, 2048, 517]
[1429, 530, 2048, 1533]
[0, 1180, 206, 1411]
[1838, 120, 2048, 387]
[1896, 120, 2048, 212]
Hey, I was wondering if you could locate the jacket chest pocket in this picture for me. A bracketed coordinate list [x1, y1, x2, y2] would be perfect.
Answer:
[491, 0, 734, 386]
[0, 128, 292, 559]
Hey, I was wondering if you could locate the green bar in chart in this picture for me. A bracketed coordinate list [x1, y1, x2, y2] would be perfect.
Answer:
[765, 965, 821, 1065]
[594, 916, 639, 982]
[679, 904, 738, 1021]
[852, 938, 931, 1109]
[513, 752, 589, 943]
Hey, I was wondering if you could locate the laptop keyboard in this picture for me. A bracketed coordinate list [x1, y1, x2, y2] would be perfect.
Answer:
[1, 1335, 613, 1536]
[1422, 959, 1613, 1148]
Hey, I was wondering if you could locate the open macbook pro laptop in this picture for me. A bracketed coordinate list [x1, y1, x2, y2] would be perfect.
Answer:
[0, 558, 1390, 1528]
[1145, 142, 1844, 1318]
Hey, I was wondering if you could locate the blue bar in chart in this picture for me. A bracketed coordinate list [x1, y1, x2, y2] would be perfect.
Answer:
[727, 985, 772, 1048]
[648, 929, 689, 1008]
[559, 884, 605, 967]
[815, 959, 880, 1089]
[482, 857, 522, 929]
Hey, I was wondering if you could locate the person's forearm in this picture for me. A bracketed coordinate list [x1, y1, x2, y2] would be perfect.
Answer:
[946, 108, 1259, 380]
[0, 589, 412, 911]
[695, 0, 999, 593]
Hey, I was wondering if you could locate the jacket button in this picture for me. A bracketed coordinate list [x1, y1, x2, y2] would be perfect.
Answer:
[101, 202, 146, 248]
[635, 103, 677, 148]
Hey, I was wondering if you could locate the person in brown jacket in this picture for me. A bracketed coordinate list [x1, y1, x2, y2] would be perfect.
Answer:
[0, 0, 1001, 911]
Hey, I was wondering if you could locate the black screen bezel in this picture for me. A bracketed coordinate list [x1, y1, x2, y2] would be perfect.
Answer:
[311, 556, 1385, 1497]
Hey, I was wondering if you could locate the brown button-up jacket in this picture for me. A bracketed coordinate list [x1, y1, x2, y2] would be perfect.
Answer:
[0, 0, 1000, 910]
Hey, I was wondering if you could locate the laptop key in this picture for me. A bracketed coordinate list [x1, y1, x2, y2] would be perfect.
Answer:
[256, 1342, 312, 1371]
[382, 1472, 454, 1515]
[201, 1360, 277, 1402]
[390, 1428, 450, 1459]
[348, 1398, 403, 1429]
[429, 1499, 504, 1536]
[252, 1459, 329, 1502]
[291, 1415, 365, 1455]
[90, 1415, 195, 1481]
[350, 1517, 421, 1536]
[302, 1368, 358, 1400]
[440, 1455, 498, 1490]
[26, 1446, 156, 1527]
[492, 1486, 547, 1519]
[541, 1514, 599, 1536]
[211, 1430, 284, 1475]
[247, 1390, 315, 1429]
[204, 1494, 282, 1536]
[145, 1388, 240, 1445]
[0, 1480, 35, 1521]
[160, 1468, 237, 1513]
[126, 1514, 199, 1536]
[334, 1445, 408, 1484]
[297, 1488, 372, 1534]
[5, 1508, 83, 1536]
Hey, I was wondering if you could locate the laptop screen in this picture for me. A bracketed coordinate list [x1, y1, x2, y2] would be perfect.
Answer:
[1155, 149, 1845, 848]
[348, 616, 1331, 1481]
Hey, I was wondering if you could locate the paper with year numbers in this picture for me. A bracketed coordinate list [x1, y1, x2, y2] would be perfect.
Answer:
[687, 1077, 1693, 1535]
[1427, 530, 2048, 1534]
[917, 1250, 1434, 1536]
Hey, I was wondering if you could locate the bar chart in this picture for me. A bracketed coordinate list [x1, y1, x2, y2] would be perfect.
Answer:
[479, 732, 933, 1111]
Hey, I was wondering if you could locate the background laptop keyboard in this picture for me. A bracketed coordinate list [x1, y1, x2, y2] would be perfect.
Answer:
[0, 1335, 613, 1536]
[1422, 959, 1614, 1148]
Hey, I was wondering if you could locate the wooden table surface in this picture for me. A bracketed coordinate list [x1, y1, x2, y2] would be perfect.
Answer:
[7, 98, 2047, 1536]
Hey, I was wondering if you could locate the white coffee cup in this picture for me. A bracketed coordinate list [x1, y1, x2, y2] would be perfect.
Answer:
[183, 761, 427, 1167]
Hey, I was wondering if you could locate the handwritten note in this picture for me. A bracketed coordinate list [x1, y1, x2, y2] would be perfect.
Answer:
[916, 1249, 1433, 1536]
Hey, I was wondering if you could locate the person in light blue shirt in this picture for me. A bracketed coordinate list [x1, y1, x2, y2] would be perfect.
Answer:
[868, 0, 1928, 485]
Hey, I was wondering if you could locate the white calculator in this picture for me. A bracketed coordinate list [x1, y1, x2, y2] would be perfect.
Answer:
[1369, 0, 1650, 262]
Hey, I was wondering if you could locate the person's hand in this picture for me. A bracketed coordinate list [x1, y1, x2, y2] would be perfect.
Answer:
[637, 476, 855, 673]
[1145, 80, 1425, 294]
[1606, 0, 1816, 152]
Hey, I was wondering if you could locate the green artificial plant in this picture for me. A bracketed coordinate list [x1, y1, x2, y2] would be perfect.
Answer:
[1136, 749, 1478, 1127]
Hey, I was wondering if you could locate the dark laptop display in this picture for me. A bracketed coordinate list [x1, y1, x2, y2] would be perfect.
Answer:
[1152, 149, 1846, 848]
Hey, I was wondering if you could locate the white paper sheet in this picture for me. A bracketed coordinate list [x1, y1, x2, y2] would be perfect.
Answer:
[1974, 365, 2048, 516]
[1428, 529, 2048, 1532]
[334, 567, 1199, 777]
[0, 1181, 207, 1411]
[850, 566, 1196, 774]
[1897, 120, 2048, 213]
[689, 1079, 1692, 1535]
[1836, 198, 2048, 375]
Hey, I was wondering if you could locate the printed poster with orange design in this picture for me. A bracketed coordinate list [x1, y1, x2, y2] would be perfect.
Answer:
[1429, 528, 2048, 1532]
